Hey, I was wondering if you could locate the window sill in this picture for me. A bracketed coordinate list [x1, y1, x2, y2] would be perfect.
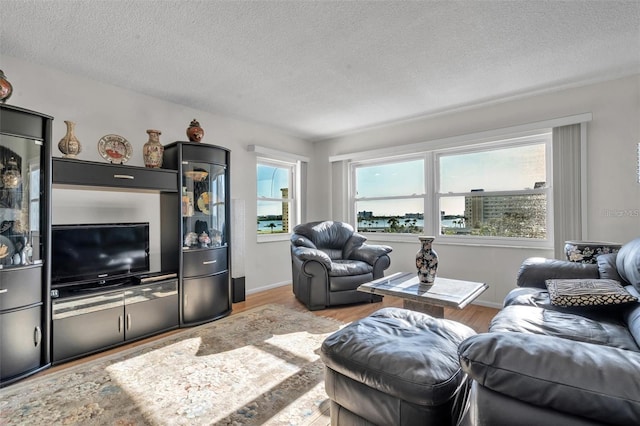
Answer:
[257, 233, 292, 243]
[361, 232, 553, 250]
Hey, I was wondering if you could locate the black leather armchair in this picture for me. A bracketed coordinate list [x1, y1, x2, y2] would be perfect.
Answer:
[290, 221, 392, 310]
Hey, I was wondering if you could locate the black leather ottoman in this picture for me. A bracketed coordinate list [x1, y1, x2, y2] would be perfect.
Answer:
[320, 308, 476, 426]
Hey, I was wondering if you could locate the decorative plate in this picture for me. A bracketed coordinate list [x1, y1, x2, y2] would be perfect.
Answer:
[197, 192, 211, 214]
[98, 134, 132, 164]
[184, 170, 209, 182]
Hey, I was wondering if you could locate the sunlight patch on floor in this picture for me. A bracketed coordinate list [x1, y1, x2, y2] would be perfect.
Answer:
[105, 331, 329, 424]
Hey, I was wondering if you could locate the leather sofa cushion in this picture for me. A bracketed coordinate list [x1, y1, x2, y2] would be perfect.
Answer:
[293, 221, 355, 251]
[321, 248, 343, 260]
[461, 381, 608, 426]
[617, 237, 640, 291]
[490, 305, 639, 351]
[329, 259, 372, 277]
[459, 332, 640, 425]
[504, 286, 554, 309]
[516, 257, 598, 289]
[320, 307, 476, 406]
[342, 232, 366, 258]
[328, 273, 374, 292]
[624, 286, 640, 346]
[598, 252, 625, 282]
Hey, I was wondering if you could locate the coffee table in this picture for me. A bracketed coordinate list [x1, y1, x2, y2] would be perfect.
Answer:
[357, 272, 488, 318]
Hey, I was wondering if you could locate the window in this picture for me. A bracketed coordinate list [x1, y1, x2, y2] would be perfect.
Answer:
[348, 132, 552, 243]
[437, 135, 551, 240]
[352, 156, 425, 234]
[257, 158, 297, 235]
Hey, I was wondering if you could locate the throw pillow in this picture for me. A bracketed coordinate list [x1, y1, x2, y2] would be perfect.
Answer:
[545, 278, 638, 307]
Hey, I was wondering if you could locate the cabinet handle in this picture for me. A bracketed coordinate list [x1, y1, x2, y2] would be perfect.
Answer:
[118, 315, 123, 333]
[203, 260, 217, 265]
[34, 326, 42, 347]
[127, 313, 132, 331]
[0, 289, 7, 294]
[114, 174, 134, 180]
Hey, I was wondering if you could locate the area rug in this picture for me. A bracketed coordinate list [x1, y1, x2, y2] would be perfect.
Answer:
[0, 304, 344, 425]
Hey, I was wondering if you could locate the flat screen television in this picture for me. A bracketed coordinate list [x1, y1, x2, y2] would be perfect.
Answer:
[51, 222, 150, 288]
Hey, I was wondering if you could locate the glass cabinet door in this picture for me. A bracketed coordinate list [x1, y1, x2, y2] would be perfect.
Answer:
[0, 134, 42, 267]
[181, 161, 226, 250]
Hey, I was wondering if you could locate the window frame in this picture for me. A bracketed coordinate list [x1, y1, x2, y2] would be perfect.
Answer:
[256, 156, 300, 242]
[349, 153, 428, 239]
[348, 133, 553, 248]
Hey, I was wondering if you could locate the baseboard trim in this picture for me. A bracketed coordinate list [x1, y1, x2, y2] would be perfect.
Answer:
[472, 299, 502, 309]
[246, 281, 290, 296]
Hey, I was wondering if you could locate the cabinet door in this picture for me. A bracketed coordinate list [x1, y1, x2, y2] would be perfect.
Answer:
[125, 280, 179, 341]
[52, 292, 124, 363]
[182, 272, 230, 325]
[0, 131, 44, 268]
[52, 306, 124, 363]
[181, 161, 226, 251]
[0, 306, 42, 382]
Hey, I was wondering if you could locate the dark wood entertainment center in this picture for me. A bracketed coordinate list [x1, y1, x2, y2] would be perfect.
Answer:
[0, 104, 232, 386]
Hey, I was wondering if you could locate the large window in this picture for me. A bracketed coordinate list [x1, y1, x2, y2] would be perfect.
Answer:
[257, 158, 297, 235]
[352, 156, 425, 234]
[349, 132, 551, 242]
[437, 137, 550, 240]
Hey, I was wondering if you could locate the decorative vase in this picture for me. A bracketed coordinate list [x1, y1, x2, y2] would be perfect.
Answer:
[186, 119, 204, 142]
[2, 157, 21, 189]
[198, 231, 211, 248]
[564, 240, 621, 264]
[142, 129, 164, 168]
[0, 70, 13, 103]
[58, 120, 82, 158]
[416, 236, 438, 284]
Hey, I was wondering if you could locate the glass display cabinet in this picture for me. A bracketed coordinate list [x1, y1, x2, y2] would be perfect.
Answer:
[0, 104, 52, 386]
[161, 142, 231, 326]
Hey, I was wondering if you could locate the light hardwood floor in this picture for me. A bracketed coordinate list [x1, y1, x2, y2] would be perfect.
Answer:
[30, 285, 499, 380]
[234, 284, 499, 332]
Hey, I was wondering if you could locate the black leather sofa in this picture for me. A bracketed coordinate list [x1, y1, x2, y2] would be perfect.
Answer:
[458, 237, 640, 425]
[290, 221, 392, 310]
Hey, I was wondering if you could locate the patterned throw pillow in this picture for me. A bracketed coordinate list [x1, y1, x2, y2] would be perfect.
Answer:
[545, 278, 638, 307]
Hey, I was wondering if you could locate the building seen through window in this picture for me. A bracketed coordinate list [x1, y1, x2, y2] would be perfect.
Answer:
[350, 133, 550, 240]
[438, 140, 548, 239]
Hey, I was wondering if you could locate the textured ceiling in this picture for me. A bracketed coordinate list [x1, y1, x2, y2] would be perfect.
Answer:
[1, 1, 639, 140]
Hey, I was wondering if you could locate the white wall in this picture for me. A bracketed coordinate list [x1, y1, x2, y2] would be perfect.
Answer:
[3, 55, 313, 295]
[311, 75, 640, 307]
[5, 55, 638, 305]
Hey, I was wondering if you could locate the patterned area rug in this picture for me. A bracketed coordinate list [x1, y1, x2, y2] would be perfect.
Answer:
[0, 304, 344, 425]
